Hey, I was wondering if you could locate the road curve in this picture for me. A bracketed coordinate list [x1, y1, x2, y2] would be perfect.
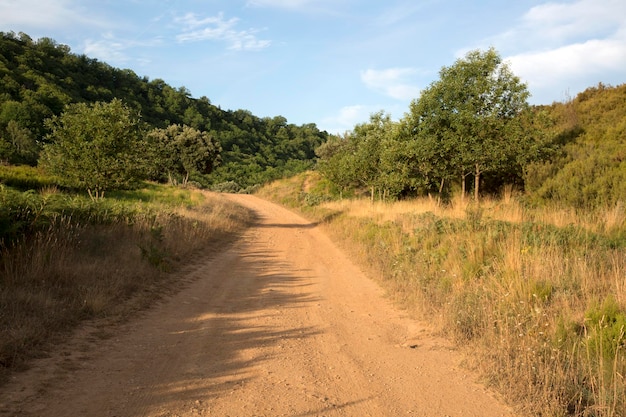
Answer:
[0, 194, 516, 417]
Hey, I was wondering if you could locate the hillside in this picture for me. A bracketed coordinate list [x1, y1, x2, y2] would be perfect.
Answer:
[526, 83, 626, 207]
[1, 32, 623, 204]
[0, 31, 329, 189]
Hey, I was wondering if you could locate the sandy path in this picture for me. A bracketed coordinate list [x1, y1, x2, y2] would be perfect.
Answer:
[0, 194, 516, 417]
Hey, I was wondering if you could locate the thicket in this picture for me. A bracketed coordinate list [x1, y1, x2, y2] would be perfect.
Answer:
[0, 31, 327, 189]
[316, 49, 548, 203]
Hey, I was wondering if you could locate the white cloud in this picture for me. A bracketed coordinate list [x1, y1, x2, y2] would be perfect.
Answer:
[360, 68, 421, 100]
[246, 0, 313, 8]
[245, 0, 348, 15]
[507, 37, 626, 88]
[175, 12, 271, 51]
[375, 1, 428, 26]
[476, 0, 626, 103]
[321, 105, 378, 135]
[484, 0, 626, 53]
[82, 33, 162, 67]
[83, 34, 130, 64]
[0, 0, 105, 30]
[521, 0, 625, 44]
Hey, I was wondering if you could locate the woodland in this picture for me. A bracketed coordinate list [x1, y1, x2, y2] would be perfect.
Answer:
[0, 31, 328, 192]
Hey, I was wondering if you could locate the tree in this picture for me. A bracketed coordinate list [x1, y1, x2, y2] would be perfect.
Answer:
[315, 134, 359, 199]
[406, 48, 531, 200]
[39, 99, 146, 198]
[146, 124, 221, 185]
[351, 111, 395, 201]
[0, 31, 327, 188]
[316, 112, 401, 201]
[0, 120, 39, 164]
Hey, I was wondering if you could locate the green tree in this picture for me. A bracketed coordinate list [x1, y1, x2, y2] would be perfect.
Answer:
[39, 99, 146, 198]
[316, 112, 399, 201]
[316, 134, 359, 198]
[0, 120, 39, 164]
[406, 48, 531, 200]
[351, 111, 395, 201]
[147, 124, 221, 185]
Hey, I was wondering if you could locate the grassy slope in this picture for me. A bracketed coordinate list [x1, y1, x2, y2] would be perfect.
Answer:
[257, 171, 626, 417]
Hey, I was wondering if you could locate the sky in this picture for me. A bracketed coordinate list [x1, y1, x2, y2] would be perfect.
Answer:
[1, 0, 625, 134]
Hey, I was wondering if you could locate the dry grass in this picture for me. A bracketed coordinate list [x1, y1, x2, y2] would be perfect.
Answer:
[0, 189, 253, 384]
[259, 172, 626, 417]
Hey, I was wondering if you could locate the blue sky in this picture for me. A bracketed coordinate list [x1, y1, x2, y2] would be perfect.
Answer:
[1, 0, 625, 134]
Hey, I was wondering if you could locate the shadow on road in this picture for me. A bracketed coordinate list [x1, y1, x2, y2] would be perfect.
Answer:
[116, 238, 327, 416]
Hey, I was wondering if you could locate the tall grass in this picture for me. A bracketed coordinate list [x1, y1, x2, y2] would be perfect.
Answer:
[258, 172, 626, 417]
[0, 181, 253, 383]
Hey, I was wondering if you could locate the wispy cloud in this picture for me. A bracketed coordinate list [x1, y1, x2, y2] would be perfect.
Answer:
[83, 34, 130, 63]
[245, 0, 348, 15]
[506, 37, 626, 89]
[175, 12, 271, 51]
[321, 104, 379, 134]
[519, 0, 625, 45]
[361, 68, 422, 100]
[246, 0, 313, 8]
[0, 0, 106, 30]
[375, 1, 429, 26]
[82, 33, 162, 66]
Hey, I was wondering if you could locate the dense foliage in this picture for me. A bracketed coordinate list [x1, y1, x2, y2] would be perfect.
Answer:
[146, 124, 221, 186]
[0, 31, 328, 189]
[210, 112, 326, 190]
[39, 99, 147, 198]
[318, 49, 543, 202]
[405, 48, 535, 201]
[316, 49, 624, 208]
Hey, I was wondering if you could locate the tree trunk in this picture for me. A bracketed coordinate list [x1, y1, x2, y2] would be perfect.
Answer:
[461, 173, 466, 201]
[437, 178, 445, 206]
[474, 163, 481, 201]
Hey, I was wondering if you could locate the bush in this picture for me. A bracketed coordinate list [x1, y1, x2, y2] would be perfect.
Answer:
[212, 181, 242, 193]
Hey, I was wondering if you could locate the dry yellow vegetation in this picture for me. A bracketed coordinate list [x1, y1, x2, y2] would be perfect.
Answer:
[258, 172, 626, 417]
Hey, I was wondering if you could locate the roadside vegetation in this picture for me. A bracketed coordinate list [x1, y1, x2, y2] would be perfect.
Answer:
[258, 171, 625, 417]
[1, 30, 624, 416]
[0, 31, 318, 386]
[300, 50, 626, 417]
[257, 52, 625, 416]
[0, 165, 253, 384]
[270, 60, 626, 417]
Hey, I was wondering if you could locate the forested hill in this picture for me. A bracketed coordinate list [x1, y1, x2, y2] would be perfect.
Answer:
[0, 31, 329, 189]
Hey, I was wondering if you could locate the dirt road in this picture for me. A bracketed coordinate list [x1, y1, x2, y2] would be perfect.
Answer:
[0, 194, 516, 417]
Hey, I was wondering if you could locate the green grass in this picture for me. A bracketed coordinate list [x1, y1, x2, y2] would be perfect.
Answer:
[0, 165, 58, 190]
